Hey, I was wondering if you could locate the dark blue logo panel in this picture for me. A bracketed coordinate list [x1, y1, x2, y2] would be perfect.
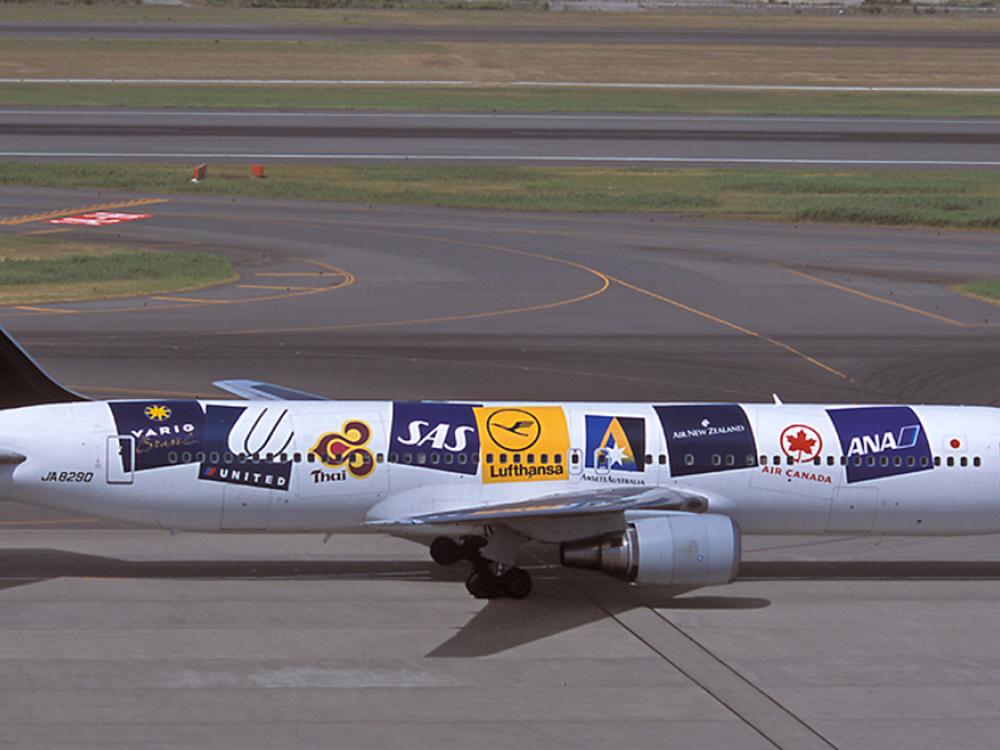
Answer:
[389, 402, 480, 475]
[656, 404, 757, 477]
[827, 406, 933, 484]
[198, 405, 292, 491]
[110, 400, 204, 472]
[585, 416, 645, 472]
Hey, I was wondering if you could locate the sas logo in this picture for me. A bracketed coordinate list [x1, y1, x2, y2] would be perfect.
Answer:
[780, 424, 823, 464]
[144, 404, 172, 422]
[389, 402, 480, 475]
[475, 406, 569, 484]
[827, 406, 932, 484]
[311, 420, 375, 479]
[585, 415, 645, 473]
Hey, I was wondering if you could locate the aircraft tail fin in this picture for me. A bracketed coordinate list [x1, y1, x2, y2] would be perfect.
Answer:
[0, 329, 86, 410]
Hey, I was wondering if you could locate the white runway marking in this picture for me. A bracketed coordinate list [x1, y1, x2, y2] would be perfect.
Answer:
[4, 78, 1000, 94]
[2, 152, 1000, 167]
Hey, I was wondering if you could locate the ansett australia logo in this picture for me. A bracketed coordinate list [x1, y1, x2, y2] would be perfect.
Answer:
[389, 402, 480, 476]
[475, 406, 569, 484]
[311, 420, 375, 480]
[827, 406, 933, 484]
[585, 415, 645, 473]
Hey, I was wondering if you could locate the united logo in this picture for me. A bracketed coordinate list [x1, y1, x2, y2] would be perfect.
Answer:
[311, 420, 375, 479]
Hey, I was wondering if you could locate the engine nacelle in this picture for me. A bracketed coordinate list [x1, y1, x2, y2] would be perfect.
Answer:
[559, 513, 740, 587]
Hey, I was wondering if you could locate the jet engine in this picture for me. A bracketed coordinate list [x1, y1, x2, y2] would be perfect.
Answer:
[559, 513, 740, 587]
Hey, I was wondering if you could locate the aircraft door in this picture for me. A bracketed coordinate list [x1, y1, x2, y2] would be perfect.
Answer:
[827, 486, 878, 532]
[106, 435, 134, 485]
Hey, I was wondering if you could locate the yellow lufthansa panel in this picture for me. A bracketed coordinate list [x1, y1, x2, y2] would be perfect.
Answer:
[475, 406, 569, 484]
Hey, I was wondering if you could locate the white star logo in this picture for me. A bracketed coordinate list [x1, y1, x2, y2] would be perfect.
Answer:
[604, 444, 630, 467]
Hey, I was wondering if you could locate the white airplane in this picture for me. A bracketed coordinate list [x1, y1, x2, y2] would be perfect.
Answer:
[0, 330, 996, 600]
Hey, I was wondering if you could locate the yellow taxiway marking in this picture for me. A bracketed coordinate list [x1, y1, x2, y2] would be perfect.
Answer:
[0, 198, 167, 226]
[254, 272, 336, 278]
[23, 227, 71, 236]
[237, 283, 315, 291]
[0, 517, 102, 527]
[786, 268, 968, 328]
[13, 305, 77, 314]
[609, 274, 850, 381]
[150, 295, 232, 304]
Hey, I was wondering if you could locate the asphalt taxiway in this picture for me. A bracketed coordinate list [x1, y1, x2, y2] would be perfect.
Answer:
[3, 22, 1000, 48]
[4, 110, 1000, 168]
[1, 186, 999, 748]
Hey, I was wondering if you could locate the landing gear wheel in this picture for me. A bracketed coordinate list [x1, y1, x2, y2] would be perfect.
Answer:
[465, 568, 501, 599]
[430, 536, 461, 566]
[499, 567, 532, 600]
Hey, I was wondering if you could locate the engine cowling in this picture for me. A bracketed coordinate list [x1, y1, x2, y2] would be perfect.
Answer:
[559, 513, 740, 587]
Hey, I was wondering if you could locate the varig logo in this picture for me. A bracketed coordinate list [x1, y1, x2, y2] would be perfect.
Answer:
[311, 420, 375, 479]
[846, 425, 920, 457]
[780, 424, 823, 464]
[144, 404, 172, 422]
[485, 409, 541, 452]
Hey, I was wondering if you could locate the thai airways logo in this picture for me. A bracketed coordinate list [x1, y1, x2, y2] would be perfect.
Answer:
[144, 404, 172, 422]
[827, 406, 933, 484]
[780, 424, 823, 464]
[585, 416, 645, 473]
[311, 420, 375, 479]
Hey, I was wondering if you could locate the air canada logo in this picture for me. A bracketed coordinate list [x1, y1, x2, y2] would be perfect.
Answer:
[311, 420, 375, 479]
[144, 404, 172, 422]
[485, 409, 541, 452]
[780, 424, 822, 464]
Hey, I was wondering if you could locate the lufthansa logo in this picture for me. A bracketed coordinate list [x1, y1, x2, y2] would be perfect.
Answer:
[486, 409, 541, 452]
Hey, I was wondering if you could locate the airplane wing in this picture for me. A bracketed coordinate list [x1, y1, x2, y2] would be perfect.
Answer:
[212, 379, 328, 401]
[368, 485, 707, 527]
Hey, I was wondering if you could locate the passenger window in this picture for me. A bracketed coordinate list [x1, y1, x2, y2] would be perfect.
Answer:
[813, 457, 821, 466]
[266, 453, 274, 462]
[570, 452, 579, 465]
[168, 451, 178, 464]
[526, 454, 535, 465]
[645, 454, 654, 465]
[892, 456, 902, 467]
[443, 453, 454, 465]
[745, 454, 755, 466]
[554, 454, 562, 465]
[841, 456, 848, 466]
[760, 455, 768, 465]
[540, 453, 548, 464]
[658, 455, 666, 465]
[402, 453, 413, 465]
[307, 452, 316, 464]
[458, 453, 468, 465]
[376, 453, 384, 464]
[499, 454, 508, 465]
[961, 456, 968, 468]
[684, 454, 695, 466]
[867, 457, 876, 467]
[773, 455, 781, 465]
[725, 454, 735, 467]
[209, 452, 220, 464]
[711, 454, 721, 467]
[947, 456, 955, 467]
[934, 456, 941, 466]
[827, 456, 835, 466]
[974, 456, 982, 467]
[921, 456, 929, 467]
[512, 454, 521, 464]
[430, 453, 440, 465]
[196, 452, 207, 463]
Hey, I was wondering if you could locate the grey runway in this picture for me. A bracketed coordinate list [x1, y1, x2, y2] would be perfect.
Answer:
[1, 186, 999, 749]
[4, 109, 1000, 167]
[3, 21, 999, 47]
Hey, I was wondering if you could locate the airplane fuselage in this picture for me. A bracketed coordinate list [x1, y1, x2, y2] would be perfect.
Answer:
[2, 399, 999, 538]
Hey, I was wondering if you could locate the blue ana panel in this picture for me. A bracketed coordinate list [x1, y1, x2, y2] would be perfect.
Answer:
[584, 415, 645, 472]
[389, 402, 480, 475]
[827, 406, 933, 484]
[655, 404, 757, 477]
[109, 400, 204, 472]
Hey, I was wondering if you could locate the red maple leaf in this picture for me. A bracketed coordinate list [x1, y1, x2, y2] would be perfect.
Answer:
[786, 429, 816, 458]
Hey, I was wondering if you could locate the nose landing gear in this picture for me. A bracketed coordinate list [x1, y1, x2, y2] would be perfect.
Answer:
[430, 535, 533, 600]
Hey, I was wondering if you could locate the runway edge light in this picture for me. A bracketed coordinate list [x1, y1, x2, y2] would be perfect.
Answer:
[251, 164, 266, 179]
[191, 163, 207, 183]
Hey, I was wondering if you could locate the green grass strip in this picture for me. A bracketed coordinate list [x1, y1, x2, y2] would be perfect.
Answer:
[954, 280, 1000, 305]
[2, 162, 1000, 229]
[4, 84, 1000, 118]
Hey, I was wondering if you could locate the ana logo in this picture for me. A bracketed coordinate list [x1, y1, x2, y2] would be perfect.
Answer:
[780, 424, 823, 464]
[486, 409, 541, 452]
[144, 404, 172, 422]
[585, 415, 645, 473]
[846, 425, 920, 457]
[398, 420, 475, 452]
[311, 420, 375, 479]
